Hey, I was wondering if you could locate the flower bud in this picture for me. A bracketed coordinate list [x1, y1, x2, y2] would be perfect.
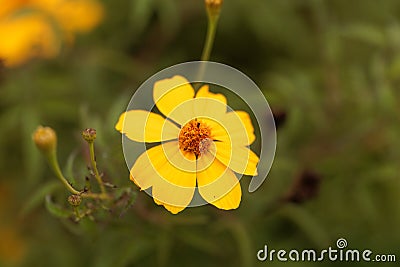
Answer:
[82, 128, 96, 142]
[32, 126, 57, 154]
[205, 0, 223, 18]
[68, 195, 82, 206]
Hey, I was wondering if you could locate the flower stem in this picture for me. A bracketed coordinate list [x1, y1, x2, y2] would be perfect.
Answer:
[45, 144, 109, 200]
[46, 150, 80, 195]
[196, 0, 222, 87]
[88, 142, 106, 195]
[73, 206, 80, 219]
[82, 192, 110, 200]
[201, 15, 219, 61]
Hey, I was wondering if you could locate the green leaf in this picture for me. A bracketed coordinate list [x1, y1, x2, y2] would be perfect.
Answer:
[178, 230, 220, 255]
[21, 106, 42, 185]
[64, 149, 79, 186]
[279, 204, 330, 248]
[116, 187, 138, 217]
[45, 195, 71, 219]
[156, 0, 179, 36]
[20, 181, 61, 216]
[226, 221, 254, 267]
[130, 0, 155, 35]
[157, 229, 172, 267]
[117, 239, 154, 267]
[341, 24, 385, 47]
[92, 235, 154, 267]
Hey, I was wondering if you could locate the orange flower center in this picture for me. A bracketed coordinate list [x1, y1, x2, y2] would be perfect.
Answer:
[179, 119, 212, 157]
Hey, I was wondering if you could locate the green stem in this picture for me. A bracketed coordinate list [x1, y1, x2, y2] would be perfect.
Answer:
[88, 142, 106, 195]
[81, 192, 110, 200]
[46, 150, 80, 195]
[73, 206, 80, 219]
[227, 220, 253, 267]
[196, 14, 220, 88]
[201, 15, 219, 61]
[46, 148, 109, 200]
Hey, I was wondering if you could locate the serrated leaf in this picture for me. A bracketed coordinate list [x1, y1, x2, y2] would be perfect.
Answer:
[119, 188, 137, 217]
[45, 195, 71, 218]
[124, 190, 137, 208]
[113, 187, 128, 200]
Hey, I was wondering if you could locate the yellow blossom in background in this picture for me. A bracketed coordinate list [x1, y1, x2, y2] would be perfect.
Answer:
[115, 76, 259, 214]
[0, 0, 27, 18]
[33, 0, 104, 33]
[0, 0, 103, 67]
[0, 183, 27, 265]
[0, 13, 58, 67]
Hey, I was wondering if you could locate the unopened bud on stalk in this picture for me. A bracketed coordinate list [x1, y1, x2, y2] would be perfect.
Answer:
[32, 126, 57, 154]
[82, 128, 97, 142]
[205, 0, 223, 18]
[68, 195, 82, 206]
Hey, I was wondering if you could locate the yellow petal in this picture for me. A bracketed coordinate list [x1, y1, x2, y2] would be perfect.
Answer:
[210, 111, 256, 145]
[200, 118, 229, 141]
[210, 182, 241, 210]
[212, 142, 259, 176]
[230, 111, 256, 145]
[161, 141, 197, 173]
[154, 198, 186, 214]
[196, 85, 227, 103]
[167, 97, 228, 126]
[130, 144, 196, 209]
[130, 145, 164, 190]
[153, 75, 195, 123]
[0, 0, 25, 18]
[195, 117, 258, 175]
[115, 110, 179, 143]
[194, 85, 227, 116]
[197, 153, 242, 210]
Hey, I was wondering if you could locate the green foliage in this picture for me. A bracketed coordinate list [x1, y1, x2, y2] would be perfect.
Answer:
[45, 195, 72, 219]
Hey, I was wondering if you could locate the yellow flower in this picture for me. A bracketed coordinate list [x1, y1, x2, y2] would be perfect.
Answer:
[0, 12, 58, 67]
[0, 183, 27, 265]
[0, 0, 103, 67]
[115, 76, 259, 214]
[32, 0, 104, 34]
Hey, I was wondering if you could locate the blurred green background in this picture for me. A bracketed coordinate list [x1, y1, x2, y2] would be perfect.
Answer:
[1, 0, 399, 266]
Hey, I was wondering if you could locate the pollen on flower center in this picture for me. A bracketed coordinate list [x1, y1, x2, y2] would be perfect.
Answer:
[178, 119, 212, 157]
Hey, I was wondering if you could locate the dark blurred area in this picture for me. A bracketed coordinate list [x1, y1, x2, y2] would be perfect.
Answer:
[0, 0, 399, 267]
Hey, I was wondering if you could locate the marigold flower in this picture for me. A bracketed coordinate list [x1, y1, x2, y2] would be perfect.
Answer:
[116, 76, 259, 214]
[0, 0, 103, 67]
